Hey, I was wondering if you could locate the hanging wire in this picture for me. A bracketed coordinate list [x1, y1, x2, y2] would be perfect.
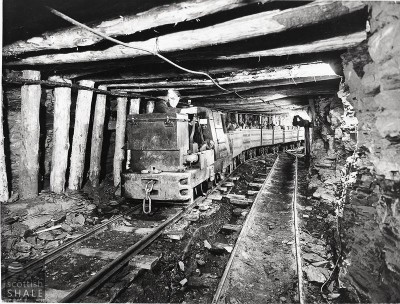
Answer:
[46, 6, 246, 99]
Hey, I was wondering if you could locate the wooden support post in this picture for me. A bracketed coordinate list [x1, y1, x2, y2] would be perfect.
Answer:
[0, 92, 9, 202]
[305, 122, 311, 158]
[146, 100, 155, 113]
[234, 112, 239, 124]
[88, 85, 107, 187]
[126, 98, 140, 170]
[49, 77, 72, 193]
[129, 98, 141, 116]
[68, 80, 95, 190]
[19, 70, 41, 199]
[114, 97, 127, 187]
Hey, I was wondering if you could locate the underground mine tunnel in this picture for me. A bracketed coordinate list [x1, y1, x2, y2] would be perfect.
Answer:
[1, 1, 399, 303]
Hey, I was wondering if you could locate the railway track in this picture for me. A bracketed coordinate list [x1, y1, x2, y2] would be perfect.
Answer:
[113, 153, 278, 303]
[212, 152, 304, 304]
[3, 150, 307, 303]
[3, 150, 278, 303]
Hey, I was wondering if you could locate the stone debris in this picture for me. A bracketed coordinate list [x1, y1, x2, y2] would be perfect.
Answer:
[37, 231, 54, 241]
[198, 204, 210, 212]
[179, 278, 188, 286]
[196, 259, 206, 266]
[61, 224, 72, 232]
[184, 210, 200, 222]
[303, 265, 330, 284]
[204, 240, 212, 249]
[302, 252, 326, 263]
[122, 219, 133, 226]
[54, 232, 67, 240]
[178, 261, 185, 271]
[65, 213, 85, 227]
[15, 240, 32, 253]
[164, 219, 190, 240]
[327, 293, 341, 300]
[44, 240, 59, 251]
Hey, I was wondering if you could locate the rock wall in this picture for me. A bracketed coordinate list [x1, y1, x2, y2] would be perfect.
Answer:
[338, 2, 400, 303]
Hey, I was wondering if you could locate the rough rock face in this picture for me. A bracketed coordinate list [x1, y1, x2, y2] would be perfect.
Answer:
[339, 2, 400, 303]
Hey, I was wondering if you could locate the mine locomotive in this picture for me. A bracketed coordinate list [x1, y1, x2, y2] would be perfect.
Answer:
[122, 107, 305, 203]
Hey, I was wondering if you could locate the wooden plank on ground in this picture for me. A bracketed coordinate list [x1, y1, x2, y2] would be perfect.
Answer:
[247, 190, 259, 195]
[129, 255, 161, 270]
[225, 194, 252, 203]
[222, 224, 242, 232]
[109, 268, 142, 302]
[208, 193, 223, 201]
[248, 182, 263, 188]
[226, 194, 247, 200]
[213, 242, 233, 253]
[112, 225, 136, 233]
[230, 199, 251, 208]
[74, 247, 121, 260]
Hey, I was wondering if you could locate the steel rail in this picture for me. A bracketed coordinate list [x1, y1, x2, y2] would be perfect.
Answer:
[2, 204, 142, 282]
[60, 152, 268, 302]
[60, 204, 192, 302]
[292, 154, 304, 304]
[212, 154, 279, 304]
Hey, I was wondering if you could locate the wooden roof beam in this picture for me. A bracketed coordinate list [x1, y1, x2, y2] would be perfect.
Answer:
[214, 31, 366, 60]
[105, 62, 339, 89]
[194, 97, 307, 107]
[213, 104, 306, 111]
[5, 1, 366, 65]
[3, 0, 272, 56]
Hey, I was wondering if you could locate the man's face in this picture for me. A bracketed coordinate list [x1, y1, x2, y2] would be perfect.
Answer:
[168, 89, 180, 108]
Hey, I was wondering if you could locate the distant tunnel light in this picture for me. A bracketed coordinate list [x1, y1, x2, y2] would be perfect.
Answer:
[291, 62, 338, 78]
